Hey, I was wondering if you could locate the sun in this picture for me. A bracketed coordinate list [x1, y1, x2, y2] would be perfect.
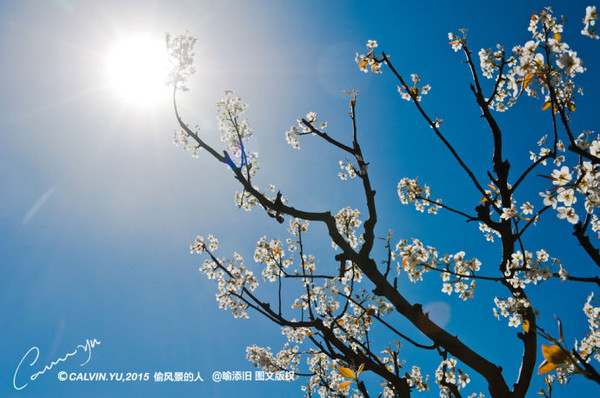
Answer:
[106, 36, 170, 108]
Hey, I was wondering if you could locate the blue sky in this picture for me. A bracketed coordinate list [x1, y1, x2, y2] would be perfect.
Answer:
[1, 0, 600, 397]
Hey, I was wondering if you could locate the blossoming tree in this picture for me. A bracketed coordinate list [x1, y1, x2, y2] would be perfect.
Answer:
[166, 6, 600, 398]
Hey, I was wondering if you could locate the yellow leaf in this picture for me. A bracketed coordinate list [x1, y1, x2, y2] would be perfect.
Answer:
[553, 32, 562, 42]
[542, 344, 568, 363]
[538, 345, 568, 374]
[542, 101, 552, 111]
[337, 366, 356, 380]
[337, 319, 344, 325]
[480, 196, 488, 203]
[359, 59, 368, 70]
[338, 380, 353, 390]
[487, 184, 496, 191]
[523, 319, 530, 333]
[523, 72, 535, 90]
[357, 363, 365, 378]
[568, 103, 576, 112]
[538, 360, 557, 375]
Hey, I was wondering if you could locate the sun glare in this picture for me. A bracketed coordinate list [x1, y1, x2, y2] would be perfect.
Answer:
[106, 36, 169, 108]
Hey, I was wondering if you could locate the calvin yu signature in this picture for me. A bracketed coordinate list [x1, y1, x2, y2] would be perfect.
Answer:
[13, 338, 101, 390]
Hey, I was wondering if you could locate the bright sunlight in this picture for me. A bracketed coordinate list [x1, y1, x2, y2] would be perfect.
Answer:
[106, 36, 169, 108]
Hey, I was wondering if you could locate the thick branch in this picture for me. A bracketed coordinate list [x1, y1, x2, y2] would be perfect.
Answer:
[573, 221, 600, 268]
[462, 45, 509, 186]
[354, 254, 510, 397]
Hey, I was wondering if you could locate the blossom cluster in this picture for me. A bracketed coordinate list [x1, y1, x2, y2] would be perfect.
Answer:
[199, 249, 258, 319]
[288, 218, 310, 236]
[355, 40, 382, 74]
[395, 239, 480, 300]
[302, 352, 346, 397]
[233, 190, 260, 211]
[334, 207, 363, 249]
[254, 236, 291, 282]
[166, 32, 196, 91]
[338, 158, 359, 180]
[576, 293, 600, 363]
[504, 249, 566, 291]
[435, 357, 470, 398]
[397, 74, 431, 102]
[217, 90, 259, 173]
[190, 234, 219, 254]
[395, 238, 437, 282]
[406, 365, 429, 392]
[291, 263, 368, 323]
[493, 296, 532, 328]
[397, 177, 441, 214]
[172, 125, 204, 158]
[537, 132, 600, 226]
[529, 134, 565, 166]
[439, 251, 480, 301]
[246, 343, 300, 374]
[582, 6, 599, 39]
[192, 235, 258, 319]
[448, 30, 466, 53]
[462, 7, 587, 112]
[281, 326, 314, 344]
[478, 222, 501, 242]
[285, 112, 328, 150]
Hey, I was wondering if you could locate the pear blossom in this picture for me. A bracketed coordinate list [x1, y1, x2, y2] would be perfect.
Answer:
[582, 6, 599, 38]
